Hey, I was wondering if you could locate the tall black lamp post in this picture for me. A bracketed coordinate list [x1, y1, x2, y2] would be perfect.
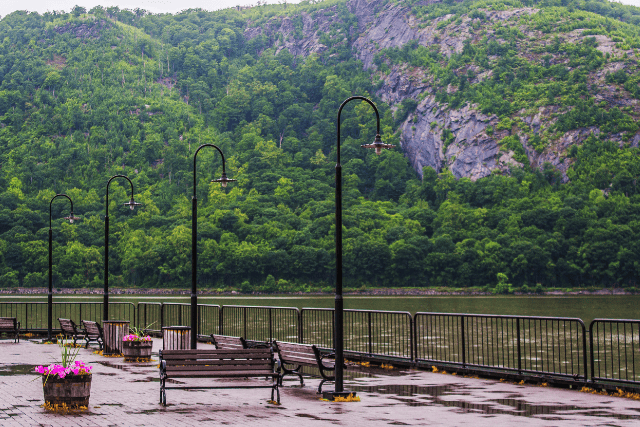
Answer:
[104, 175, 141, 322]
[48, 194, 80, 341]
[191, 144, 235, 349]
[325, 96, 394, 400]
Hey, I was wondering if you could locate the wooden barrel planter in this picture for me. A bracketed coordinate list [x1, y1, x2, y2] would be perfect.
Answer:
[42, 374, 92, 408]
[123, 341, 153, 362]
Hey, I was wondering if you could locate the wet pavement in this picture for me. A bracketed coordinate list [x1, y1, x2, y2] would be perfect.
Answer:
[1, 338, 640, 426]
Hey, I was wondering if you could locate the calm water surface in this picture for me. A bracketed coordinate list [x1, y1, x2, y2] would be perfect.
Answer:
[1, 294, 637, 325]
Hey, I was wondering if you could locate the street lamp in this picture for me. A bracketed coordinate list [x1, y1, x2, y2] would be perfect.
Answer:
[48, 194, 80, 341]
[104, 175, 141, 322]
[325, 96, 394, 401]
[192, 144, 235, 349]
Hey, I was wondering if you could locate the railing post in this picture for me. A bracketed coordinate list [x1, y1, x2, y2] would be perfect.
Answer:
[583, 324, 589, 382]
[243, 307, 247, 339]
[160, 303, 165, 329]
[414, 314, 419, 362]
[460, 315, 466, 368]
[368, 311, 372, 356]
[589, 322, 596, 383]
[197, 304, 201, 338]
[409, 314, 414, 363]
[298, 309, 303, 344]
[516, 318, 522, 374]
[269, 308, 273, 341]
[219, 306, 224, 335]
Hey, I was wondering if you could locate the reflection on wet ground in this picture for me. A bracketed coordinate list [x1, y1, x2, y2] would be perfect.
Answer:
[3, 340, 640, 426]
[0, 364, 38, 376]
[348, 383, 640, 420]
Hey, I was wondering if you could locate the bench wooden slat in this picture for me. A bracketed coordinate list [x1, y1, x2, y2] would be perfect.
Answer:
[166, 363, 273, 372]
[162, 348, 269, 355]
[162, 349, 271, 360]
[278, 355, 317, 366]
[277, 343, 315, 354]
[167, 370, 278, 378]
[167, 359, 270, 368]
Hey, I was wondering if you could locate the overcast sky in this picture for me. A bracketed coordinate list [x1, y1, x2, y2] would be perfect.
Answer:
[0, 0, 638, 20]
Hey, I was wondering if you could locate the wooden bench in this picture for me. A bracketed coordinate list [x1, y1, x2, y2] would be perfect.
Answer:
[209, 334, 249, 350]
[81, 320, 104, 350]
[159, 348, 281, 405]
[58, 318, 83, 345]
[0, 317, 20, 343]
[272, 341, 341, 393]
[209, 334, 271, 350]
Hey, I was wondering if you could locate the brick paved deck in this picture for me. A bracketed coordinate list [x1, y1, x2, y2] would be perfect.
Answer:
[1, 338, 640, 426]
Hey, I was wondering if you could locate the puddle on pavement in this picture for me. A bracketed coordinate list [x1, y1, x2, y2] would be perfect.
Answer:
[349, 383, 640, 420]
[0, 364, 38, 376]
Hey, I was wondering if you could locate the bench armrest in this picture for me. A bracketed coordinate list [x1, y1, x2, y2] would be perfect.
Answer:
[320, 352, 347, 369]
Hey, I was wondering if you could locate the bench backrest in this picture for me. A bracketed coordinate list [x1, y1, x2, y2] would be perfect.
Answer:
[58, 318, 78, 334]
[0, 317, 17, 331]
[82, 320, 103, 337]
[210, 334, 247, 350]
[273, 341, 318, 366]
[161, 348, 275, 376]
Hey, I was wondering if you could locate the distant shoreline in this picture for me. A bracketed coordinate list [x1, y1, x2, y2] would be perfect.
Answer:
[0, 287, 635, 296]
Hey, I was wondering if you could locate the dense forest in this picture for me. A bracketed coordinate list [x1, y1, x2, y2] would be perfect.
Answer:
[1, 0, 640, 293]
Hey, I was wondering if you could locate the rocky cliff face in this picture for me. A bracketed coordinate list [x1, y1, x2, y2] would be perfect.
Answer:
[244, 0, 640, 181]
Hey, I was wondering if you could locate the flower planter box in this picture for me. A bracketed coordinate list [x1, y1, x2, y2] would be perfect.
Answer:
[122, 340, 153, 361]
[42, 374, 92, 408]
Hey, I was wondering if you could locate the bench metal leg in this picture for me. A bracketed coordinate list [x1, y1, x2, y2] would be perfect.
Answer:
[271, 384, 280, 404]
[317, 379, 328, 394]
[280, 365, 304, 386]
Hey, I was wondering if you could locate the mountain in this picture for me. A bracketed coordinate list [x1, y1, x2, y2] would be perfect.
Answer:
[244, 0, 640, 181]
[1, 0, 640, 292]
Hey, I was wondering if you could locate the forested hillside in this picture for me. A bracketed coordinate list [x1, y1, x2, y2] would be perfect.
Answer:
[1, 0, 640, 293]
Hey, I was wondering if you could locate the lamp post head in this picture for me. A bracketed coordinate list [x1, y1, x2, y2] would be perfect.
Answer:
[123, 198, 142, 211]
[64, 213, 81, 224]
[361, 134, 395, 155]
[212, 173, 237, 188]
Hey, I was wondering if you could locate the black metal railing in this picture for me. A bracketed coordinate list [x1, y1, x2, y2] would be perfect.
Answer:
[220, 305, 300, 343]
[590, 319, 640, 387]
[198, 304, 220, 336]
[0, 302, 136, 331]
[414, 313, 588, 381]
[301, 308, 414, 361]
[137, 302, 162, 333]
[3, 300, 639, 388]
[162, 303, 190, 328]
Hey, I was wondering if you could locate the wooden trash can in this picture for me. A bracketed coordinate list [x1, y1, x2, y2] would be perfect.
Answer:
[103, 320, 130, 356]
[162, 326, 191, 350]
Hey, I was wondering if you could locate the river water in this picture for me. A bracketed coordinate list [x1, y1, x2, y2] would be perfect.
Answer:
[1, 294, 638, 326]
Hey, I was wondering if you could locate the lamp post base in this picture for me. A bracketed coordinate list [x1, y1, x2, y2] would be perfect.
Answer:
[41, 337, 58, 344]
[322, 390, 357, 401]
